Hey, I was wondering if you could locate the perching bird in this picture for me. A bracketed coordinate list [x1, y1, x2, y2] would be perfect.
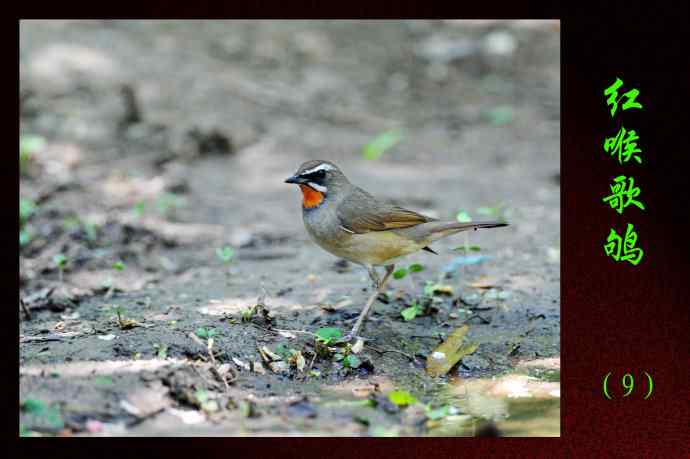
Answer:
[285, 160, 507, 340]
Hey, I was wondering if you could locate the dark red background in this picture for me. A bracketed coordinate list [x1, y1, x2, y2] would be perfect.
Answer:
[11, 2, 690, 457]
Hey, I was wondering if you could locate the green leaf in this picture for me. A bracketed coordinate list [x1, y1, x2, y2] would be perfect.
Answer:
[275, 343, 291, 359]
[194, 389, 209, 403]
[423, 282, 454, 297]
[112, 261, 126, 271]
[20, 230, 31, 247]
[362, 129, 403, 161]
[408, 263, 424, 273]
[454, 245, 482, 252]
[400, 305, 419, 321]
[132, 201, 146, 218]
[393, 268, 408, 280]
[315, 327, 342, 344]
[344, 354, 361, 369]
[456, 211, 472, 223]
[53, 254, 67, 268]
[94, 376, 114, 386]
[20, 199, 37, 226]
[388, 390, 417, 407]
[21, 399, 47, 414]
[20, 135, 46, 156]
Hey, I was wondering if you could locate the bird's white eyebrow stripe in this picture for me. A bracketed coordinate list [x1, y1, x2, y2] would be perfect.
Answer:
[301, 163, 335, 175]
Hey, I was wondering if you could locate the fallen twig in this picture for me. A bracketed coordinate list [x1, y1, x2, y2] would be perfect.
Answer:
[188, 332, 235, 394]
[20, 333, 79, 343]
[20, 298, 32, 321]
[365, 344, 415, 361]
[307, 352, 317, 371]
[251, 323, 319, 338]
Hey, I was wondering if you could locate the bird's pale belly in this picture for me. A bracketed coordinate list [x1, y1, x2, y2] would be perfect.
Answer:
[312, 228, 425, 266]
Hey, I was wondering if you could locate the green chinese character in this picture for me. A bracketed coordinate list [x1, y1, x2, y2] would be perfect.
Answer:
[604, 77, 643, 117]
[604, 223, 644, 266]
[602, 175, 645, 214]
[604, 126, 643, 164]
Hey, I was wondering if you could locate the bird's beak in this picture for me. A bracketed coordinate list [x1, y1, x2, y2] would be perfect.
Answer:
[285, 175, 307, 184]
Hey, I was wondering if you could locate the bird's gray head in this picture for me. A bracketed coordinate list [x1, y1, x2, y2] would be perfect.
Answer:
[285, 160, 350, 192]
[284, 160, 350, 208]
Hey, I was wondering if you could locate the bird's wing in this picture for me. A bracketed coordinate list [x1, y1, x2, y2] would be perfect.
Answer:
[337, 187, 435, 234]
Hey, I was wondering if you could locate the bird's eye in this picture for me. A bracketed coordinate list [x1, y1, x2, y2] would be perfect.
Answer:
[315, 170, 326, 178]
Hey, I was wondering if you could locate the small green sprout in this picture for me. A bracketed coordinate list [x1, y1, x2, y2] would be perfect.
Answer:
[112, 261, 126, 271]
[343, 354, 361, 369]
[241, 305, 256, 322]
[53, 254, 67, 282]
[104, 261, 126, 297]
[195, 327, 217, 339]
[408, 263, 424, 273]
[392, 263, 425, 280]
[20, 135, 45, 176]
[393, 268, 408, 280]
[387, 390, 418, 407]
[154, 343, 168, 360]
[400, 301, 422, 321]
[216, 246, 235, 264]
[115, 305, 141, 330]
[20, 198, 36, 227]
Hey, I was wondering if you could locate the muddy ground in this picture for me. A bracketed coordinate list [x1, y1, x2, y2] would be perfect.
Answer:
[19, 20, 560, 436]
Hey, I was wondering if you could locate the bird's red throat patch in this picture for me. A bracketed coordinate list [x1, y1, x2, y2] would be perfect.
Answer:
[299, 185, 324, 209]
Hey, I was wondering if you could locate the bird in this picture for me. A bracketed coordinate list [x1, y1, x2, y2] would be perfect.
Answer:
[285, 160, 508, 341]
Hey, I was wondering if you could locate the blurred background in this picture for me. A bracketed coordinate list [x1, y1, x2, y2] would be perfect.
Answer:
[20, 20, 560, 437]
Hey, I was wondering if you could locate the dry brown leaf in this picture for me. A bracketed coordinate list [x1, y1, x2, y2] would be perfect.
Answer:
[426, 325, 479, 377]
[469, 276, 498, 289]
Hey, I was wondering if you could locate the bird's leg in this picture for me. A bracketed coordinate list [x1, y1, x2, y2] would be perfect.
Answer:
[367, 265, 381, 289]
[345, 264, 395, 341]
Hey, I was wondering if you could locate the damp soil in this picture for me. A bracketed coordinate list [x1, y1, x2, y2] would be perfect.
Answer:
[20, 20, 561, 436]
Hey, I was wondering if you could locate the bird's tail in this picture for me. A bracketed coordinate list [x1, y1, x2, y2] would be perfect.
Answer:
[441, 221, 509, 232]
[420, 220, 509, 243]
